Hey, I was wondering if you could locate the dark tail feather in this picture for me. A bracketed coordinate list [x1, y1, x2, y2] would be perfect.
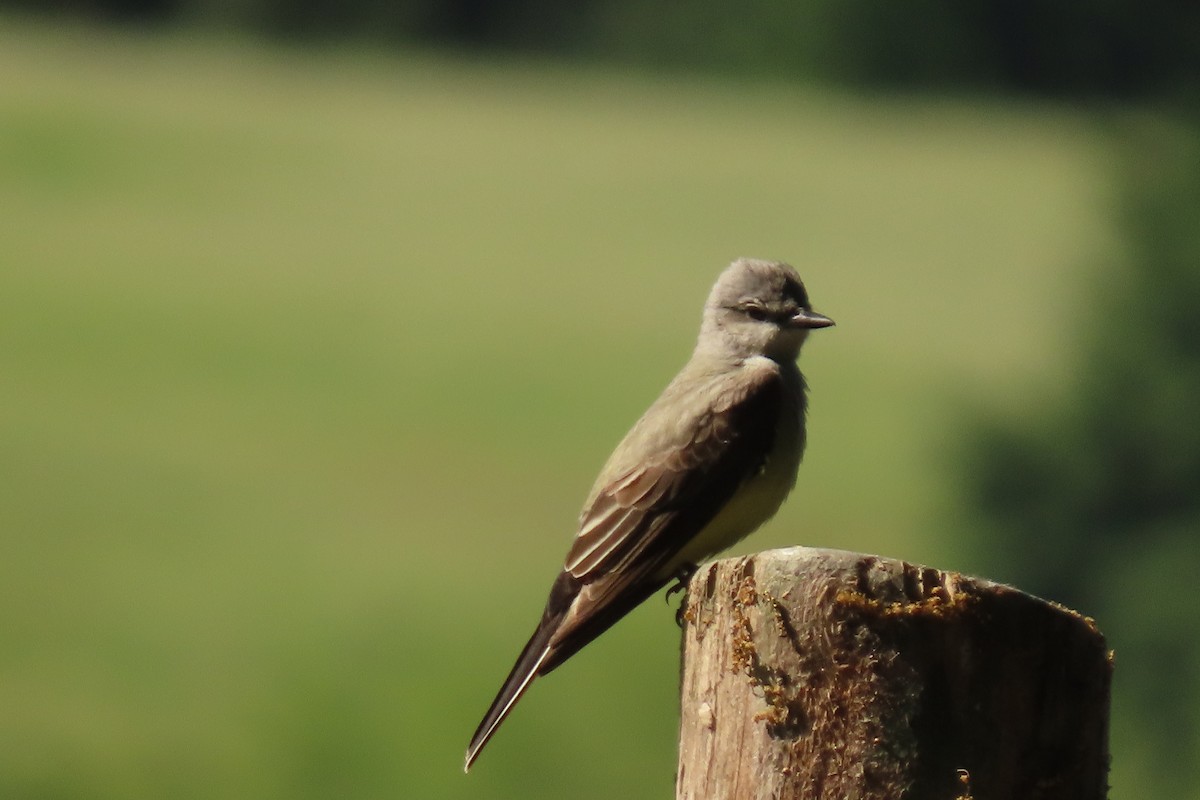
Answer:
[538, 577, 663, 675]
[464, 620, 556, 772]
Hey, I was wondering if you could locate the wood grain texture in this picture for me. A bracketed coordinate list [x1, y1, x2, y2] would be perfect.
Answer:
[677, 548, 1111, 800]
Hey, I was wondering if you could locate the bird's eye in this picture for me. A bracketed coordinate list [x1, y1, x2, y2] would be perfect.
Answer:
[743, 303, 769, 321]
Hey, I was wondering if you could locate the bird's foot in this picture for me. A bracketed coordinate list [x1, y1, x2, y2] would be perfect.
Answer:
[665, 562, 698, 627]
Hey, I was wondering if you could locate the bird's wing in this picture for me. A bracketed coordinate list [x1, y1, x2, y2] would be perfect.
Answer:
[466, 361, 786, 769]
[565, 363, 782, 579]
[551, 362, 784, 649]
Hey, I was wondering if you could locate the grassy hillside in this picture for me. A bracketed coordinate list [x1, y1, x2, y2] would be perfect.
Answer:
[0, 19, 1115, 799]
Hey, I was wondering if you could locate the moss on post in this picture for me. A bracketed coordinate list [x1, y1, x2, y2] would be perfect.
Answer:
[677, 547, 1111, 800]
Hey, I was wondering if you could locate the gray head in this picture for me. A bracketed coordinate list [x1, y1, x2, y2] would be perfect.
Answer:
[698, 258, 834, 362]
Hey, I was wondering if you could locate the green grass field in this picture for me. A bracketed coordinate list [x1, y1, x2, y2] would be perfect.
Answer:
[1, 18, 1122, 799]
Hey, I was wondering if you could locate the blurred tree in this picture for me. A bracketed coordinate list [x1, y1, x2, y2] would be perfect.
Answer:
[4, 0, 179, 20]
[6, 0, 1200, 99]
[964, 116, 1200, 794]
[821, 0, 1200, 96]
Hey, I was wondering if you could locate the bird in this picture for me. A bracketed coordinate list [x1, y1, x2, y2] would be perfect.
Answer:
[464, 257, 833, 771]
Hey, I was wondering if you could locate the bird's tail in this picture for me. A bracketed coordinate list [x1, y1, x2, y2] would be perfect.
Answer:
[464, 620, 556, 772]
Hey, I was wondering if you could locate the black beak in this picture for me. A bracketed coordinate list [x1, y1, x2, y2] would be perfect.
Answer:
[788, 309, 835, 329]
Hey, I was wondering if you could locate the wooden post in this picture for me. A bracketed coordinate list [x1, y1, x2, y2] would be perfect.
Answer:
[677, 547, 1111, 800]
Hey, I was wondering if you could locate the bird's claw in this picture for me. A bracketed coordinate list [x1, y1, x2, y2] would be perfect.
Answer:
[665, 562, 698, 627]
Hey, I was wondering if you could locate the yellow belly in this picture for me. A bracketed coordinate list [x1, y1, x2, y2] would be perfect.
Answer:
[662, 395, 803, 574]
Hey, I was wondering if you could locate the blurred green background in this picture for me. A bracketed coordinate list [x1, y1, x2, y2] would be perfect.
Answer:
[1, 4, 1197, 798]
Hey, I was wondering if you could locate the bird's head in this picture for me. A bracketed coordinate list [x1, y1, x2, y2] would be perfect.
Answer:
[699, 258, 834, 362]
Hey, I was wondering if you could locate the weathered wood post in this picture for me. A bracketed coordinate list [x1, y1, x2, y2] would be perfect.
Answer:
[677, 547, 1111, 800]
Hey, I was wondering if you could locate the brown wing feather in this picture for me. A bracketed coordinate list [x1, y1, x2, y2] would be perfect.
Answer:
[564, 365, 781, 580]
[467, 361, 791, 768]
[547, 363, 784, 660]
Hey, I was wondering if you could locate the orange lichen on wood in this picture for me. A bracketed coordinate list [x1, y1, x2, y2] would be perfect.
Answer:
[676, 547, 1111, 800]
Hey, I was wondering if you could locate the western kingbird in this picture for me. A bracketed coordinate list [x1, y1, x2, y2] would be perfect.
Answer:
[464, 258, 833, 771]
